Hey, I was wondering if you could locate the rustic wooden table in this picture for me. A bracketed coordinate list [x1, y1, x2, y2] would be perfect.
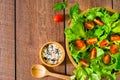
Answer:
[1, 0, 120, 80]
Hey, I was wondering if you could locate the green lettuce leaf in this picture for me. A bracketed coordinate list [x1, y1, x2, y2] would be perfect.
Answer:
[115, 53, 120, 69]
[69, 4, 80, 19]
[65, 28, 80, 42]
[71, 22, 86, 38]
[110, 12, 119, 23]
[73, 65, 87, 80]
[94, 26, 104, 38]
[69, 42, 82, 63]
[53, 2, 67, 10]
[65, 20, 87, 42]
[96, 47, 104, 57]
[112, 20, 120, 33]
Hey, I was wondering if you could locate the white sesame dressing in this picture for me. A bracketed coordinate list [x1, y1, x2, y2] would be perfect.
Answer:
[42, 44, 62, 65]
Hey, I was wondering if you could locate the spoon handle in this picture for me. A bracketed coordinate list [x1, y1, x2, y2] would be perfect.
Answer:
[48, 72, 70, 80]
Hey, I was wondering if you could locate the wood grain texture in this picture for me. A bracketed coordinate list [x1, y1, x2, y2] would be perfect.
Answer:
[16, 0, 65, 80]
[113, 0, 120, 11]
[65, 0, 113, 76]
[0, 0, 15, 80]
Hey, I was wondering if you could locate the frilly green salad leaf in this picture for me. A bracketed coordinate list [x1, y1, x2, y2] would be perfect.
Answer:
[65, 4, 120, 80]
[69, 4, 81, 19]
[52, 1, 67, 10]
[112, 20, 120, 33]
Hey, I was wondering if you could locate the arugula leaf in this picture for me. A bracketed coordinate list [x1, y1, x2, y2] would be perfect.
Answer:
[53, 2, 67, 10]
[69, 4, 80, 19]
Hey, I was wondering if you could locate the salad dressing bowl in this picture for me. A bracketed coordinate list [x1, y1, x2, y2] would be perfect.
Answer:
[39, 41, 65, 67]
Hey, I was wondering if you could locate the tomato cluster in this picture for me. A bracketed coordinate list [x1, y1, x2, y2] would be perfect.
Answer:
[75, 18, 120, 67]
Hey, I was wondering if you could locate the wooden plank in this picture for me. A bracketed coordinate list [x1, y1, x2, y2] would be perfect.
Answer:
[0, 0, 15, 80]
[65, 0, 112, 76]
[112, 0, 120, 79]
[113, 0, 120, 11]
[16, 0, 65, 80]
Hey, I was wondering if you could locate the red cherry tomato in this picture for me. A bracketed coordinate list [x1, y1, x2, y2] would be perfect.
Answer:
[110, 44, 118, 54]
[94, 17, 104, 26]
[75, 40, 86, 50]
[84, 21, 95, 30]
[86, 38, 97, 44]
[99, 39, 109, 47]
[103, 54, 111, 64]
[54, 14, 63, 22]
[90, 48, 97, 59]
[80, 59, 89, 67]
[111, 34, 120, 41]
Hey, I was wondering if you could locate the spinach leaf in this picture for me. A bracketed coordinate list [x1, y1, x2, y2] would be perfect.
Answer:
[53, 2, 67, 10]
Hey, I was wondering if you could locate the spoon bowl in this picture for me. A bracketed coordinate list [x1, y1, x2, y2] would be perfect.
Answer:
[31, 64, 47, 78]
[31, 64, 70, 80]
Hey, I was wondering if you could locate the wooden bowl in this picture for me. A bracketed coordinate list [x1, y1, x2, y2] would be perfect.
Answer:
[39, 41, 65, 67]
[66, 8, 118, 68]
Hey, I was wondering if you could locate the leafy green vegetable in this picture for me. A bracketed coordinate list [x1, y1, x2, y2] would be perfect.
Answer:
[71, 23, 86, 38]
[101, 69, 116, 80]
[84, 8, 106, 21]
[112, 20, 120, 33]
[116, 53, 120, 69]
[94, 26, 104, 38]
[89, 73, 101, 80]
[65, 28, 79, 42]
[73, 65, 87, 80]
[69, 42, 81, 63]
[69, 4, 80, 19]
[96, 47, 104, 57]
[65, 22, 87, 42]
[53, 2, 67, 10]
[110, 12, 119, 24]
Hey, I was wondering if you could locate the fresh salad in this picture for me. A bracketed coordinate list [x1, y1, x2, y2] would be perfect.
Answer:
[65, 4, 120, 80]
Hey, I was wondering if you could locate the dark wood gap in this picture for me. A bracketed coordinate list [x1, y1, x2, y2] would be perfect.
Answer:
[112, 0, 113, 9]
[14, 0, 17, 80]
[63, 0, 67, 75]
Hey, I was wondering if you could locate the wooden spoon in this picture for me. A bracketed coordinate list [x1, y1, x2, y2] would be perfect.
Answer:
[31, 64, 70, 80]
